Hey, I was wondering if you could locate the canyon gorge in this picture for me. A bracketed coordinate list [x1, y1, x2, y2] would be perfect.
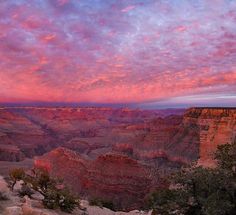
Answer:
[0, 107, 235, 211]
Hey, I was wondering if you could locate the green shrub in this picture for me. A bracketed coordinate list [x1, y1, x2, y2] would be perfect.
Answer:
[18, 183, 34, 198]
[57, 189, 79, 213]
[89, 197, 115, 211]
[42, 189, 59, 210]
[9, 168, 79, 213]
[42, 188, 78, 213]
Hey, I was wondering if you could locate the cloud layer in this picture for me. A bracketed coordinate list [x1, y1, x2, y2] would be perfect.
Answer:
[0, 0, 236, 106]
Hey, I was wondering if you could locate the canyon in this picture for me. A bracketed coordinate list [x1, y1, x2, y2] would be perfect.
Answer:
[0, 107, 235, 210]
[0, 107, 185, 162]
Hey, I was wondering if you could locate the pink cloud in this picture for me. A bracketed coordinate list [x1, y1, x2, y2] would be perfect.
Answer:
[57, 0, 70, 6]
[121, 5, 136, 13]
[41, 34, 57, 42]
[0, 0, 235, 106]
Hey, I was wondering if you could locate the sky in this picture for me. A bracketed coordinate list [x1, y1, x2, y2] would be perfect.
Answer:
[0, 0, 236, 108]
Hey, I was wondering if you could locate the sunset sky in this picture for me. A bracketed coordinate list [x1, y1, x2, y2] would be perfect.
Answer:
[0, 0, 236, 108]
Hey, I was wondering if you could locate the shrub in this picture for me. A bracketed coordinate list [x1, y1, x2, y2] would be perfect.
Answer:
[100, 200, 115, 211]
[9, 168, 79, 213]
[9, 168, 25, 190]
[57, 189, 79, 213]
[30, 169, 78, 213]
[42, 188, 78, 213]
[28, 168, 57, 194]
[0, 191, 9, 201]
[89, 197, 115, 211]
[18, 183, 34, 198]
[42, 189, 59, 210]
[89, 197, 102, 207]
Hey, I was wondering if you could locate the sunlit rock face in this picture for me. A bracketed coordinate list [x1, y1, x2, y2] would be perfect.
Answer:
[131, 114, 199, 164]
[130, 108, 236, 166]
[184, 108, 236, 166]
[35, 147, 164, 210]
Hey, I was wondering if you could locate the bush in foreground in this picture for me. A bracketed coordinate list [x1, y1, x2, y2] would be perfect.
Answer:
[8, 167, 79, 213]
[9, 168, 25, 191]
[18, 183, 34, 198]
[89, 197, 115, 211]
[0, 191, 9, 201]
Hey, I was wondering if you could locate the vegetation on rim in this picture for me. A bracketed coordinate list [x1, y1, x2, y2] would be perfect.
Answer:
[8, 167, 79, 213]
[147, 140, 236, 215]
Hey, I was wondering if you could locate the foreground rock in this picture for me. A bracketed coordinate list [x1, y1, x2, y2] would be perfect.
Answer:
[80, 200, 152, 215]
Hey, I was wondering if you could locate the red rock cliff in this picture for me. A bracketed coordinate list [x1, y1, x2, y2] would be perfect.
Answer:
[184, 108, 236, 166]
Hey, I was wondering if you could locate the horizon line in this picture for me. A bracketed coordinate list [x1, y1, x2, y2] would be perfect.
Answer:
[0, 102, 235, 110]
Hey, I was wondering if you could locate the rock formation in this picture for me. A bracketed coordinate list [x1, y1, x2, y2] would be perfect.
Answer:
[0, 107, 183, 161]
[0, 106, 235, 169]
[34, 147, 164, 210]
[184, 108, 236, 166]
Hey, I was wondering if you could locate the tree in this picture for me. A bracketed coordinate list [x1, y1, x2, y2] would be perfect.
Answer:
[215, 141, 236, 172]
[27, 168, 79, 213]
[8, 167, 79, 213]
[148, 141, 236, 215]
[26, 168, 57, 197]
[9, 168, 25, 191]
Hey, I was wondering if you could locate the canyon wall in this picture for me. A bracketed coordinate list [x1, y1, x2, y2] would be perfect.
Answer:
[184, 108, 236, 166]
[0, 107, 183, 161]
[0, 107, 235, 165]
[126, 107, 236, 166]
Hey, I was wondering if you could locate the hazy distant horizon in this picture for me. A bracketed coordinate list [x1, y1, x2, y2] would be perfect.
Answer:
[0, 100, 235, 110]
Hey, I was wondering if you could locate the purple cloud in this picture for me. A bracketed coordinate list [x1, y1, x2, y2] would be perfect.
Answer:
[0, 0, 235, 106]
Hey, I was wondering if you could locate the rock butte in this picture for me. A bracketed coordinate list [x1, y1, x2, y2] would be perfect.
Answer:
[35, 147, 165, 210]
